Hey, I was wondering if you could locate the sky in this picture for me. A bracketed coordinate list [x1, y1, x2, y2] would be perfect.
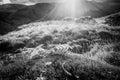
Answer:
[0, 0, 120, 4]
[29, 0, 120, 3]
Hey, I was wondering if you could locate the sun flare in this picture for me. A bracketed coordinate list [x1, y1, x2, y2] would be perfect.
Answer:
[64, 0, 77, 17]
[58, 0, 87, 17]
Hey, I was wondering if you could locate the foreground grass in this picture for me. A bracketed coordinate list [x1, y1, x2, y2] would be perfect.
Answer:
[0, 17, 120, 80]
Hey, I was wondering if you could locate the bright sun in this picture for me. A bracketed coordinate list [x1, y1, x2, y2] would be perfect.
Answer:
[43, 0, 92, 19]
[59, 0, 86, 17]
[64, 0, 77, 17]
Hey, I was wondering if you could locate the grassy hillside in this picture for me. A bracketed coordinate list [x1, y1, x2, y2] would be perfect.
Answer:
[0, 16, 120, 80]
[1, 1, 120, 35]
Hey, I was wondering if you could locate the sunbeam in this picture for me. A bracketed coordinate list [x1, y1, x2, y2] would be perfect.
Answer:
[57, 0, 90, 17]
[52, 0, 108, 18]
[64, 0, 77, 17]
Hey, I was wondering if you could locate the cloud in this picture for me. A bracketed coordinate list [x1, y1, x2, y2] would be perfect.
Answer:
[87, 0, 107, 3]
[29, 0, 63, 3]
[10, 0, 64, 3]
[8, 0, 120, 4]
[87, 0, 120, 3]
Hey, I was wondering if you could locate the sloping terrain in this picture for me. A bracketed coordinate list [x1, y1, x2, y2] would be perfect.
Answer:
[0, 3, 56, 35]
[0, 4, 27, 35]
[1, 1, 120, 35]
[0, 15, 120, 80]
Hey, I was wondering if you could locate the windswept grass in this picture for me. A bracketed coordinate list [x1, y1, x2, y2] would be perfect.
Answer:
[0, 17, 120, 80]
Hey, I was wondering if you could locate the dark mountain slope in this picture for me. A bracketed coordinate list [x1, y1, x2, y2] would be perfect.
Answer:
[104, 12, 120, 26]
[0, 3, 56, 35]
